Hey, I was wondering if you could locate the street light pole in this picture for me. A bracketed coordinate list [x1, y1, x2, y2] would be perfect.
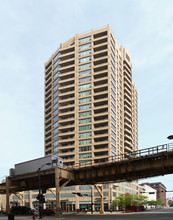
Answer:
[90, 185, 93, 214]
[37, 163, 51, 219]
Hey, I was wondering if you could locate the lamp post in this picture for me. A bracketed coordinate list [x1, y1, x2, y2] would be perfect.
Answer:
[37, 163, 51, 219]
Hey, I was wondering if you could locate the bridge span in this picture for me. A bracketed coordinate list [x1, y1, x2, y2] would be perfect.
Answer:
[1, 143, 173, 216]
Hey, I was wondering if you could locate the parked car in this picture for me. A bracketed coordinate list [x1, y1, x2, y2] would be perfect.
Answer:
[0, 210, 6, 215]
[11, 206, 31, 215]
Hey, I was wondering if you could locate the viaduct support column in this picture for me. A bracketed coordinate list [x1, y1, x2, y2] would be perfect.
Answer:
[55, 167, 61, 218]
[6, 177, 10, 214]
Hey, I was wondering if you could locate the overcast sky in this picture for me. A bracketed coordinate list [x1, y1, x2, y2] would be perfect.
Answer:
[0, 0, 173, 197]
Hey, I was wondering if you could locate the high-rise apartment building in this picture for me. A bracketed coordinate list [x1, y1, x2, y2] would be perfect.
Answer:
[44, 24, 138, 211]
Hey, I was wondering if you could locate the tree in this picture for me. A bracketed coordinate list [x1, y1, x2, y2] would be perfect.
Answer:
[169, 202, 173, 207]
[112, 194, 148, 210]
[156, 198, 164, 206]
[147, 200, 157, 207]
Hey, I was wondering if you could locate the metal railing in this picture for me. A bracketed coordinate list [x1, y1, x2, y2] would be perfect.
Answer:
[65, 143, 173, 170]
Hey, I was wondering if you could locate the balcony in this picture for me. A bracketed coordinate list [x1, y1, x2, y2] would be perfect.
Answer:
[94, 100, 108, 108]
[59, 117, 74, 124]
[94, 51, 107, 60]
[94, 144, 108, 150]
[94, 130, 108, 137]
[59, 108, 74, 116]
[45, 89, 52, 99]
[94, 71, 107, 80]
[123, 60, 131, 71]
[45, 71, 52, 82]
[59, 46, 75, 56]
[59, 122, 75, 129]
[93, 44, 107, 53]
[94, 31, 107, 39]
[94, 93, 108, 101]
[45, 83, 52, 93]
[59, 98, 74, 106]
[45, 113, 51, 121]
[124, 115, 132, 124]
[59, 76, 75, 85]
[124, 96, 132, 107]
[94, 86, 108, 94]
[124, 109, 131, 119]
[58, 130, 75, 136]
[94, 79, 108, 87]
[124, 104, 131, 113]
[94, 115, 108, 122]
[94, 137, 108, 143]
[94, 108, 108, 115]
[59, 86, 75, 94]
[94, 58, 108, 67]
[94, 151, 108, 157]
[124, 145, 133, 153]
[59, 52, 75, 62]
[94, 37, 107, 46]
[124, 81, 131, 92]
[94, 63, 108, 73]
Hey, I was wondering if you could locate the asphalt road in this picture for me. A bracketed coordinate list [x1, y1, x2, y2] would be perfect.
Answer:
[0, 208, 173, 220]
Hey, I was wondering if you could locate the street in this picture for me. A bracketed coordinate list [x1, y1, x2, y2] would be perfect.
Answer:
[0, 208, 173, 220]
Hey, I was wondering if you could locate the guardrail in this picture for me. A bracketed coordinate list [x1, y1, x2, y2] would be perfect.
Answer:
[66, 142, 173, 170]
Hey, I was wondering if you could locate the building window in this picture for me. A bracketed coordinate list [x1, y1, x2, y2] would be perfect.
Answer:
[53, 109, 59, 116]
[111, 137, 116, 145]
[79, 160, 91, 165]
[53, 84, 59, 92]
[79, 118, 91, 124]
[111, 131, 116, 139]
[79, 139, 91, 145]
[79, 97, 91, 104]
[53, 78, 59, 86]
[79, 153, 92, 159]
[111, 116, 116, 125]
[79, 36, 91, 44]
[53, 115, 58, 122]
[53, 102, 59, 110]
[79, 111, 91, 117]
[79, 90, 91, 97]
[79, 104, 91, 110]
[79, 146, 92, 152]
[53, 96, 59, 104]
[79, 83, 91, 90]
[53, 140, 59, 146]
[79, 63, 91, 70]
[53, 147, 59, 152]
[79, 124, 91, 131]
[79, 69, 91, 77]
[53, 65, 60, 74]
[53, 59, 60, 68]
[53, 122, 59, 128]
[79, 56, 91, 63]
[53, 53, 60, 62]
[111, 145, 116, 152]
[111, 110, 116, 118]
[79, 132, 91, 138]
[53, 90, 59, 98]
[79, 49, 91, 57]
[53, 71, 59, 80]
[79, 76, 91, 84]
[53, 128, 59, 134]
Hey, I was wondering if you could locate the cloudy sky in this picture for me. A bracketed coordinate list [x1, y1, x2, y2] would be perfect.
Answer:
[0, 0, 173, 196]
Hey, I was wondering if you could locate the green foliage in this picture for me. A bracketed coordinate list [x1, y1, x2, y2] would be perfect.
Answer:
[112, 193, 148, 209]
[156, 198, 164, 206]
[147, 200, 157, 206]
[169, 202, 173, 207]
